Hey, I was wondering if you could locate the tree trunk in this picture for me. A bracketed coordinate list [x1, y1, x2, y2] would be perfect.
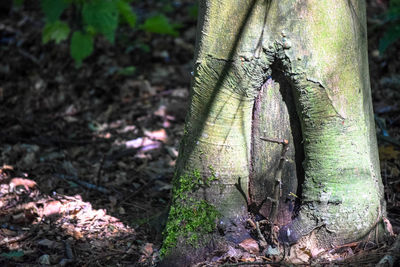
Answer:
[161, 0, 386, 265]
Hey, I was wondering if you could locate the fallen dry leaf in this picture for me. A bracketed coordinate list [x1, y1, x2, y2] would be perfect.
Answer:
[144, 128, 168, 143]
[139, 243, 154, 263]
[141, 243, 154, 257]
[239, 238, 259, 254]
[43, 201, 62, 217]
[125, 137, 158, 149]
[9, 178, 37, 192]
[63, 224, 84, 240]
[383, 217, 395, 236]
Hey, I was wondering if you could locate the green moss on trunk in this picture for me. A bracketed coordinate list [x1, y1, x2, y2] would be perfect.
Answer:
[161, 168, 219, 256]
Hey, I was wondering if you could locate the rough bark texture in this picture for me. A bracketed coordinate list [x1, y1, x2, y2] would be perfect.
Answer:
[160, 0, 385, 265]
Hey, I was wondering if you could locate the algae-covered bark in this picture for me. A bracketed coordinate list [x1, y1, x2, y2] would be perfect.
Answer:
[269, 0, 384, 247]
[161, 0, 385, 265]
[161, 2, 268, 264]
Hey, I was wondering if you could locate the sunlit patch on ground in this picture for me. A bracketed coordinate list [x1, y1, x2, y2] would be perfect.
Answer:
[0, 165, 153, 265]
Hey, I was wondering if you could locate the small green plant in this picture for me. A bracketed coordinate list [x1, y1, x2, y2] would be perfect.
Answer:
[139, 14, 180, 36]
[39, 0, 180, 67]
[379, 0, 400, 53]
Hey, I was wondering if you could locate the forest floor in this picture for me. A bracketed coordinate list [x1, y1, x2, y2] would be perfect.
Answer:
[0, 0, 400, 266]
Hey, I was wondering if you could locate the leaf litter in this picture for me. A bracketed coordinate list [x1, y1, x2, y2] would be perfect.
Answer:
[0, 0, 399, 266]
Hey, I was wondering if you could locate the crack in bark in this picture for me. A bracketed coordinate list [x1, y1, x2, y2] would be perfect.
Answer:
[305, 77, 346, 121]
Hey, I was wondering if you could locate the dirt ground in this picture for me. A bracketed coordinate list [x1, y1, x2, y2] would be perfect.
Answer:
[0, 0, 399, 266]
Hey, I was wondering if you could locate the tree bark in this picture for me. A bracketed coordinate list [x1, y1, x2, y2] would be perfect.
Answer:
[161, 1, 386, 265]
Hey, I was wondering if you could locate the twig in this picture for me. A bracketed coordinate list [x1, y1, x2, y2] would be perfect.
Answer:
[235, 177, 268, 218]
[260, 137, 289, 222]
[256, 221, 267, 245]
[246, 218, 257, 229]
[17, 49, 40, 65]
[259, 137, 288, 145]
[0, 232, 30, 246]
[54, 173, 110, 194]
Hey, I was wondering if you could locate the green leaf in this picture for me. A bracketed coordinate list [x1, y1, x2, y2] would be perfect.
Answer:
[379, 24, 400, 53]
[41, 0, 69, 22]
[85, 25, 97, 36]
[140, 14, 179, 37]
[82, 0, 119, 43]
[137, 43, 150, 53]
[67, 181, 79, 188]
[188, 4, 198, 19]
[116, 0, 137, 28]
[387, 0, 400, 21]
[70, 31, 94, 67]
[42, 20, 70, 44]
[0, 251, 24, 259]
[13, 0, 24, 7]
[118, 66, 136, 76]
[390, 0, 400, 8]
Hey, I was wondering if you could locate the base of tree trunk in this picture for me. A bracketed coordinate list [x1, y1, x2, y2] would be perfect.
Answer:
[160, 1, 386, 265]
[159, 213, 387, 266]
